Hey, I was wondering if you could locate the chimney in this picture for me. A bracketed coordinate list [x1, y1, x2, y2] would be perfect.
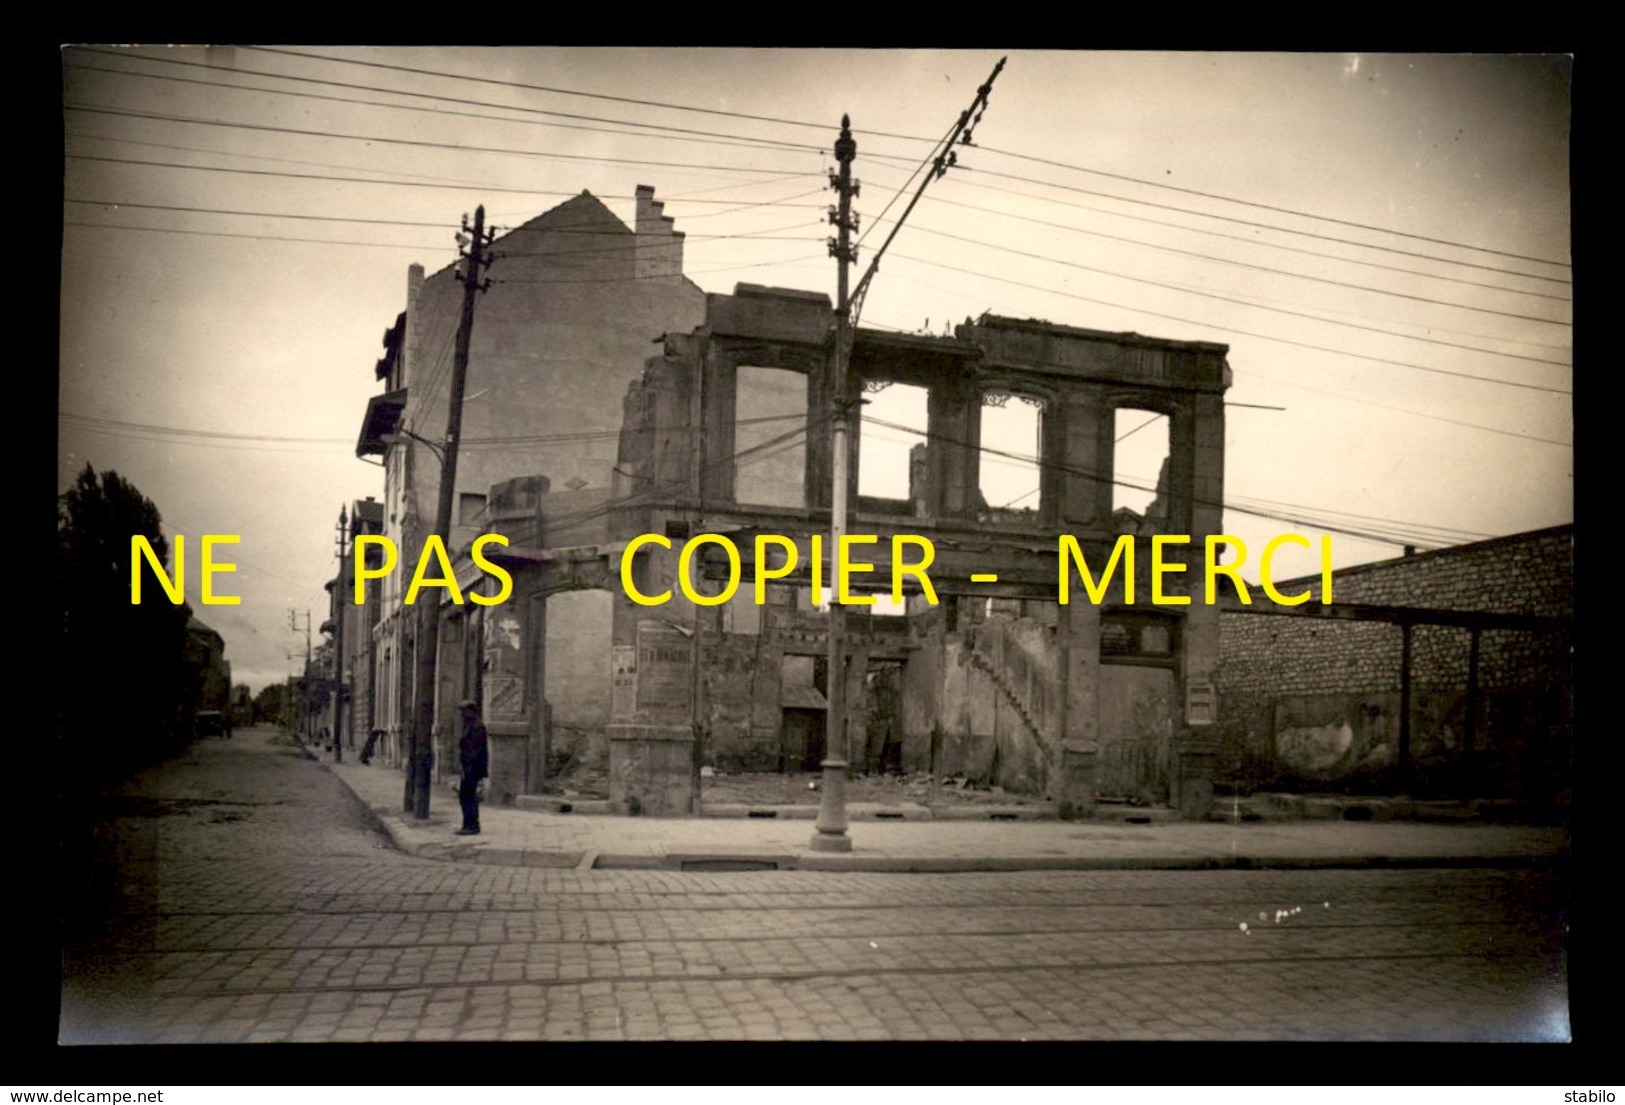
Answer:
[634, 185, 684, 283]
[403, 263, 426, 388]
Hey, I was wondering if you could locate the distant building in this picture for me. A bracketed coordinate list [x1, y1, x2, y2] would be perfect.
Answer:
[321, 497, 384, 753]
[183, 616, 230, 732]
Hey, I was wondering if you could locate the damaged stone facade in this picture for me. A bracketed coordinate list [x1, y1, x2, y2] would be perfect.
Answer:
[605, 283, 1232, 815]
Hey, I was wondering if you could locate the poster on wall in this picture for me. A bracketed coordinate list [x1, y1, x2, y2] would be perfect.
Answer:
[635, 621, 693, 716]
[611, 644, 637, 720]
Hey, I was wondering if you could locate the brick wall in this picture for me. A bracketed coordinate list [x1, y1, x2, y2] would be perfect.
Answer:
[1214, 526, 1572, 798]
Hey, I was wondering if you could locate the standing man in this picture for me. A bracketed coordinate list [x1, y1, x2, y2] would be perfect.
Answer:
[456, 699, 489, 836]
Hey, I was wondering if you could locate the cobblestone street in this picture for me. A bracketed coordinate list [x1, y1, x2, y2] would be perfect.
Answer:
[58, 728, 1570, 1043]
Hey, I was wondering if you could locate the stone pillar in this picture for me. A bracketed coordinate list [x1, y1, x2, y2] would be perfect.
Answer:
[1060, 598, 1101, 748]
[1173, 733, 1221, 821]
[525, 591, 548, 794]
[607, 572, 696, 815]
[1057, 395, 1103, 527]
[928, 379, 979, 517]
[1057, 740, 1100, 821]
[609, 725, 696, 816]
[481, 580, 535, 800]
[1190, 392, 1226, 537]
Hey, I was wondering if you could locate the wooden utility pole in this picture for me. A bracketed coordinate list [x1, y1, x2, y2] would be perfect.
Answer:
[289, 609, 311, 739]
[407, 205, 493, 820]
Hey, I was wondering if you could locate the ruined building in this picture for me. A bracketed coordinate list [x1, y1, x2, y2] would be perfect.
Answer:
[451, 282, 1232, 814]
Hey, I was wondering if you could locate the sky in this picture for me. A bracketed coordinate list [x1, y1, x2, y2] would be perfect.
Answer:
[58, 49, 1573, 692]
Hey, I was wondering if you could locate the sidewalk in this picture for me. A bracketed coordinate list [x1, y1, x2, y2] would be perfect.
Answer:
[320, 755, 1570, 874]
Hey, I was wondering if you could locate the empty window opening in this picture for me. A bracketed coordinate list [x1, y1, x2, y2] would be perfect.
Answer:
[796, 585, 830, 613]
[858, 381, 929, 500]
[735, 365, 809, 509]
[1100, 610, 1180, 665]
[869, 593, 908, 617]
[544, 590, 614, 736]
[979, 390, 1044, 516]
[779, 653, 827, 771]
[1112, 408, 1170, 521]
[723, 588, 761, 635]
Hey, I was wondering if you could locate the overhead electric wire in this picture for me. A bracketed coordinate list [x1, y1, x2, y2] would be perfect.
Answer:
[516, 394, 1513, 552]
[69, 62, 1566, 333]
[531, 414, 831, 536]
[67, 219, 824, 286]
[1136, 273, 1573, 354]
[854, 266, 1572, 446]
[952, 165, 1571, 286]
[241, 46, 934, 145]
[881, 258, 1571, 362]
[64, 220, 449, 252]
[971, 143, 1569, 269]
[464, 412, 806, 448]
[910, 191, 1572, 325]
[858, 152, 1575, 311]
[1220, 493, 1494, 544]
[68, 55, 832, 160]
[1235, 363, 1571, 449]
[75, 48, 829, 152]
[238, 46, 1569, 279]
[61, 422, 346, 455]
[1115, 412, 1165, 444]
[65, 104, 818, 179]
[934, 175, 1572, 303]
[856, 112, 964, 252]
[861, 412, 1482, 550]
[859, 130, 1571, 286]
[888, 218, 1572, 368]
[66, 197, 817, 245]
[975, 440, 1500, 546]
[61, 412, 346, 445]
[66, 197, 470, 230]
[494, 220, 819, 257]
[66, 152, 828, 212]
[493, 251, 826, 285]
[403, 320, 465, 438]
[66, 131, 528, 192]
[891, 252, 1571, 397]
[67, 132, 827, 208]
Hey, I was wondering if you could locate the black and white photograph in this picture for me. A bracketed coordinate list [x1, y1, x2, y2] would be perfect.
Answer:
[57, 48, 1572, 1047]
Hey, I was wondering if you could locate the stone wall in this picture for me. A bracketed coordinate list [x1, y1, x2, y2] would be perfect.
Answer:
[935, 611, 1062, 794]
[1214, 526, 1572, 797]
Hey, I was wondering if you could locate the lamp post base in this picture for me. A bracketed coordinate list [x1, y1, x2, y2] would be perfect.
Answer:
[809, 832, 853, 853]
[809, 758, 851, 852]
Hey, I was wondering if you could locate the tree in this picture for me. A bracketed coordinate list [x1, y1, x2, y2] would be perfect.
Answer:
[252, 682, 290, 725]
[57, 464, 195, 776]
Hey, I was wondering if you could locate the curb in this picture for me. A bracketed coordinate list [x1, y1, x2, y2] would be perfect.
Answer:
[327, 761, 1569, 876]
[366, 806, 1567, 874]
